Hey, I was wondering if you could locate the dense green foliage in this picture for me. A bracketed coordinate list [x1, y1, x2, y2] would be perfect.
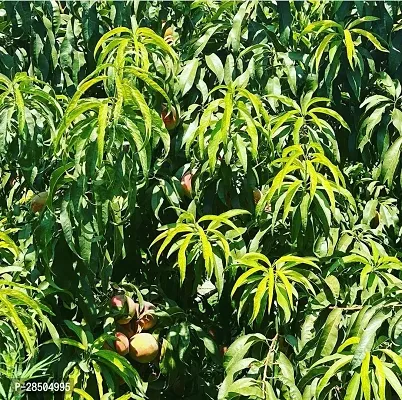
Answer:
[1, 1, 402, 399]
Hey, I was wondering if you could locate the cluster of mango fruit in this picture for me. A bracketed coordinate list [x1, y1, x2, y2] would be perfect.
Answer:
[106, 295, 160, 364]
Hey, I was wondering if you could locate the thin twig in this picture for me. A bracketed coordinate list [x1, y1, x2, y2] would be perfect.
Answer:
[329, 306, 363, 310]
[263, 333, 278, 396]
[330, 303, 402, 311]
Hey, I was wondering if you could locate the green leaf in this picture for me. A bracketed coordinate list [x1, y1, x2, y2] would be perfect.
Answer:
[97, 102, 108, 166]
[193, 25, 223, 57]
[0, 294, 35, 354]
[316, 309, 342, 358]
[94, 350, 142, 392]
[205, 54, 224, 84]
[125, 84, 152, 146]
[234, 134, 248, 173]
[360, 95, 391, 111]
[338, 337, 360, 353]
[276, 284, 292, 322]
[213, 249, 224, 297]
[268, 267, 275, 313]
[14, 86, 25, 134]
[316, 355, 353, 397]
[252, 275, 268, 322]
[197, 226, 213, 277]
[345, 372, 361, 400]
[350, 311, 391, 369]
[361, 351, 371, 400]
[351, 28, 388, 52]
[223, 333, 266, 371]
[347, 16, 379, 29]
[226, 378, 264, 398]
[53, 338, 86, 350]
[137, 27, 178, 65]
[266, 76, 281, 111]
[48, 162, 74, 211]
[227, 1, 248, 53]
[372, 355, 386, 400]
[315, 33, 337, 72]
[191, 324, 221, 364]
[124, 66, 172, 108]
[381, 136, 402, 186]
[308, 107, 350, 130]
[317, 174, 335, 213]
[231, 266, 265, 297]
[383, 365, 402, 398]
[237, 102, 258, 158]
[154, 225, 193, 262]
[301, 20, 342, 35]
[292, 117, 304, 144]
[73, 389, 94, 400]
[180, 59, 199, 96]
[380, 349, 402, 373]
[392, 108, 402, 134]
[178, 233, 193, 285]
[344, 29, 355, 68]
[282, 180, 302, 223]
[221, 86, 233, 148]
[300, 192, 310, 229]
[94, 27, 132, 56]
